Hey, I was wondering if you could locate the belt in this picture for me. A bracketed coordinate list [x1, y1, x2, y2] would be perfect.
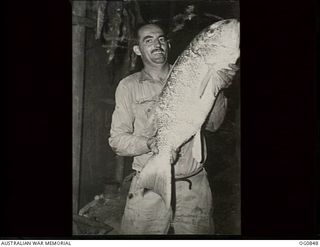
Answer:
[134, 167, 204, 190]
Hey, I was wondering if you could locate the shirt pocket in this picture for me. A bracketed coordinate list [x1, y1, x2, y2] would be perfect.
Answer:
[132, 96, 158, 137]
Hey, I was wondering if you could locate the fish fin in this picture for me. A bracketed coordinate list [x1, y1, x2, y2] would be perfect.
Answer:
[136, 153, 172, 209]
[204, 62, 230, 98]
[163, 56, 181, 83]
[192, 130, 202, 163]
[199, 69, 215, 98]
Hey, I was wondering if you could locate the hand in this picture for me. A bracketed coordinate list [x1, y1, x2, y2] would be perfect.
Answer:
[217, 63, 239, 88]
[147, 137, 159, 154]
[147, 137, 180, 163]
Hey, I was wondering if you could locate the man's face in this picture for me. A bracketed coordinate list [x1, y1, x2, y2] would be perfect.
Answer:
[133, 24, 169, 66]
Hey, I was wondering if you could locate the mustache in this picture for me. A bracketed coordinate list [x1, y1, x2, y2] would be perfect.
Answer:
[151, 48, 165, 54]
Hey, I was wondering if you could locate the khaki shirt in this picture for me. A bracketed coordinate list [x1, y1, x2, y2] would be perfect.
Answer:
[109, 69, 227, 177]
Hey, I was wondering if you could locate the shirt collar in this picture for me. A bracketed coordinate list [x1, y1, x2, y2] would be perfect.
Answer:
[139, 69, 154, 83]
[139, 65, 172, 84]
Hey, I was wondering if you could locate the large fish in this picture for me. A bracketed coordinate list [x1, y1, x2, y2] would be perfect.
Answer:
[136, 19, 240, 209]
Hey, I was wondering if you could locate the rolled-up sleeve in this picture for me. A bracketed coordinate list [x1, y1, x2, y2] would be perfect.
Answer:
[108, 81, 150, 156]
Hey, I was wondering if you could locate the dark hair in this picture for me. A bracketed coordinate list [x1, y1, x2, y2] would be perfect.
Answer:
[133, 22, 168, 45]
[133, 23, 147, 45]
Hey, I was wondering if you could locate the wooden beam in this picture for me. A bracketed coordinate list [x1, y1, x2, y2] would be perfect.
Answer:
[72, 0, 86, 224]
[115, 156, 125, 184]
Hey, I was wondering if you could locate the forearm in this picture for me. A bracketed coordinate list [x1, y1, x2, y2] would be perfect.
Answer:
[109, 133, 150, 156]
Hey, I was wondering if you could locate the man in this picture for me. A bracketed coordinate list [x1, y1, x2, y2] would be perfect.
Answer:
[109, 23, 237, 234]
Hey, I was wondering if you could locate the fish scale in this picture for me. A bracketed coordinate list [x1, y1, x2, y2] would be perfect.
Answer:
[136, 19, 240, 209]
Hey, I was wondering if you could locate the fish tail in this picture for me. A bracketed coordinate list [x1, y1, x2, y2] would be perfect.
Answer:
[136, 153, 172, 209]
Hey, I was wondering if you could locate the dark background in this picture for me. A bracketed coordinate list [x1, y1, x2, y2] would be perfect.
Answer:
[4, 0, 319, 239]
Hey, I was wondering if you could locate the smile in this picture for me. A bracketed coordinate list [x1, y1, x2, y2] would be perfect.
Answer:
[152, 49, 164, 54]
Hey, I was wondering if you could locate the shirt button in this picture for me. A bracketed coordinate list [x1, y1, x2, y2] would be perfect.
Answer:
[147, 109, 151, 112]
[128, 193, 134, 199]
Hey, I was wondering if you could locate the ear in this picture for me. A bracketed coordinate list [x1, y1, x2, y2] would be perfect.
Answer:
[168, 42, 171, 50]
[133, 45, 141, 56]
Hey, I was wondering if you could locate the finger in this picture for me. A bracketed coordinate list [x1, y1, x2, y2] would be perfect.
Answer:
[219, 68, 228, 73]
[147, 137, 157, 150]
[147, 138, 153, 149]
[228, 63, 239, 71]
[150, 146, 157, 154]
[217, 70, 227, 81]
[222, 67, 236, 76]
[218, 70, 231, 83]
[150, 141, 159, 154]
[224, 69, 235, 79]
[152, 146, 159, 154]
[226, 69, 236, 77]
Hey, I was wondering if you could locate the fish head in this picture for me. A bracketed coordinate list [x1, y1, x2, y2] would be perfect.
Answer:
[191, 19, 240, 68]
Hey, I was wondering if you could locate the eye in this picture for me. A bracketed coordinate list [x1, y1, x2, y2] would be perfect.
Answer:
[159, 37, 166, 43]
[144, 38, 153, 44]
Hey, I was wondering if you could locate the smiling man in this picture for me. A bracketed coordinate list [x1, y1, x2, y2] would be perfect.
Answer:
[108, 23, 237, 234]
[133, 24, 170, 66]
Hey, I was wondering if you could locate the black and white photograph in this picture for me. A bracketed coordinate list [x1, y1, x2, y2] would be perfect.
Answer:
[72, 0, 240, 235]
[4, 0, 318, 241]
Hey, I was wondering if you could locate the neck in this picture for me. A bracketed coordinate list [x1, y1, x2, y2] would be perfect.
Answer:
[143, 63, 170, 82]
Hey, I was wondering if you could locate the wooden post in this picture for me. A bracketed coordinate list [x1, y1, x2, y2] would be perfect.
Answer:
[72, 0, 86, 220]
[115, 155, 125, 185]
